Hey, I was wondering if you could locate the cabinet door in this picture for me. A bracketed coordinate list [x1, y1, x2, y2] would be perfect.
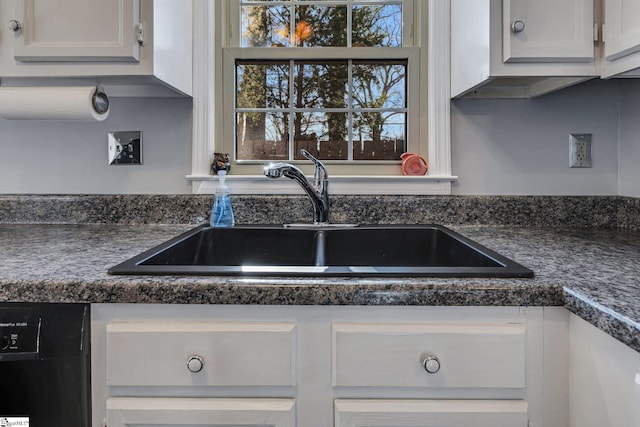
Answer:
[503, 0, 593, 63]
[12, 0, 140, 62]
[569, 315, 640, 427]
[107, 398, 295, 427]
[335, 400, 527, 427]
[603, 0, 640, 61]
[106, 321, 296, 387]
[332, 322, 525, 390]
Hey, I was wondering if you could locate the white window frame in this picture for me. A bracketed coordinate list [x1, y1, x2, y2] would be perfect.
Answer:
[227, 50, 417, 171]
[187, 0, 455, 195]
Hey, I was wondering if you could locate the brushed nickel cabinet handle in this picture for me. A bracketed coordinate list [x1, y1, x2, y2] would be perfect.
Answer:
[511, 20, 525, 33]
[187, 355, 205, 373]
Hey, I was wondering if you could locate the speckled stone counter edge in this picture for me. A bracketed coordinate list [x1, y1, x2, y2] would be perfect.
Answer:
[564, 289, 640, 353]
[0, 278, 566, 307]
[1, 194, 638, 229]
[2, 194, 640, 354]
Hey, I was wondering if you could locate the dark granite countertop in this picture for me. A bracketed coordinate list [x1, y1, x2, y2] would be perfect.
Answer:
[0, 222, 639, 353]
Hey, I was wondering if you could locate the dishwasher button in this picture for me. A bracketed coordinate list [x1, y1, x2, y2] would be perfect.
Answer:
[0, 335, 9, 350]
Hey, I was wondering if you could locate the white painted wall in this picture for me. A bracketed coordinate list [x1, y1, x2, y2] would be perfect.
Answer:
[451, 79, 622, 195]
[0, 97, 192, 194]
[0, 79, 635, 196]
[619, 81, 640, 198]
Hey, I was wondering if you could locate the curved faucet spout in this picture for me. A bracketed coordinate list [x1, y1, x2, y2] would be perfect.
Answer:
[264, 151, 330, 224]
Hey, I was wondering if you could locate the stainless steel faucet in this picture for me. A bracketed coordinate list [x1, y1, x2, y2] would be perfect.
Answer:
[264, 149, 330, 224]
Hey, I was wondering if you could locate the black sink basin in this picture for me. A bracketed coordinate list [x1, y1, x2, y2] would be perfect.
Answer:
[108, 225, 533, 277]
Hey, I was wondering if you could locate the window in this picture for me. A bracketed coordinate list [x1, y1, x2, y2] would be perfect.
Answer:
[189, 0, 453, 194]
[235, 59, 407, 162]
[234, 1, 408, 164]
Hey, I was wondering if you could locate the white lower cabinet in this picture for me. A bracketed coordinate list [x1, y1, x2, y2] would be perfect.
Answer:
[332, 322, 528, 426]
[569, 314, 640, 427]
[334, 399, 527, 427]
[92, 305, 567, 427]
[332, 322, 525, 389]
[107, 397, 295, 427]
[106, 321, 296, 387]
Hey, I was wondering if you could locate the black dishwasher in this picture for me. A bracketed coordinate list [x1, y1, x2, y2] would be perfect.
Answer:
[0, 303, 91, 427]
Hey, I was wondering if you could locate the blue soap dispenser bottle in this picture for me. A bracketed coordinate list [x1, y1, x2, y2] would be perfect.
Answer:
[210, 170, 235, 227]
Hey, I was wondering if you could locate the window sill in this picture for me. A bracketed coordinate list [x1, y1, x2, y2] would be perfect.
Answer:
[187, 174, 458, 195]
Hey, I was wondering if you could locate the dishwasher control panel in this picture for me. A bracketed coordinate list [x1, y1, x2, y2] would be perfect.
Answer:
[0, 308, 40, 360]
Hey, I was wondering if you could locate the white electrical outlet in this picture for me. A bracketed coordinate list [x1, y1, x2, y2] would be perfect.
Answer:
[570, 133, 592, 168]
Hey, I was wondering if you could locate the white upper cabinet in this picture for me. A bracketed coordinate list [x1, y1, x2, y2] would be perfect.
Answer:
[503, 0, 594, 63]
[451, 0, 597, 98]
[12, 0, 140, 62]
[1, 0, 192, 96]
[601, 0, 640, 77]
[452, 0, 640, 97]
[603, 0, 640, 60]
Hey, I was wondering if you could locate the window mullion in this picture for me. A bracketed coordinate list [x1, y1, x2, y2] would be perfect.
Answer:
[289, 59, 295, 160]
[289, 2, 295, 48]
[347, 59, 354, 161]
[347, 0, 352, 48]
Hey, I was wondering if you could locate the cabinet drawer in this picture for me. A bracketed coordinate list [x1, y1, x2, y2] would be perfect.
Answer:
[107, 321, 295, 387]
[107, 397, 296, 427]
[335, 399, 527, 426]
[332, 322, 525, 389]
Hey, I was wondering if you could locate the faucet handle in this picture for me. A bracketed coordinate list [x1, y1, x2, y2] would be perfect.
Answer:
[300, 149, 319, 164]
[300, 149, 327, 183]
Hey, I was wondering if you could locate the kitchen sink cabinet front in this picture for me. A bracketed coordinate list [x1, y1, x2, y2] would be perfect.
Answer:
[332, 321, 530, 427]
[334, 399, 527, 427]
[104, 320, 296, 426]
[106, 397, 296, 427]
[105, 321, 296, 387]
[91, 304, 567, 427]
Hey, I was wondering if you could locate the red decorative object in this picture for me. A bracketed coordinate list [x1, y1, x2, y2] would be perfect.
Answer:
[400, 153, 428, 176]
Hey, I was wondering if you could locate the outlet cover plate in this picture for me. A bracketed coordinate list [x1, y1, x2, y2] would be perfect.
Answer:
[108, 131, 143, 165]
[570, 133, 592, 168]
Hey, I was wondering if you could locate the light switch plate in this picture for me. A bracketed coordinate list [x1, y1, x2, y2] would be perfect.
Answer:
[570, 133, 592, 168]
[108, 131, 142, 165]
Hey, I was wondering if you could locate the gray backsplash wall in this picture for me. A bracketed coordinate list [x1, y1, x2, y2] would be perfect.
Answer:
[451, 79, 622, 195]
[0, 97, 193, 194]
[619, 80, 640, 198]
[0, 79, 638, 196]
